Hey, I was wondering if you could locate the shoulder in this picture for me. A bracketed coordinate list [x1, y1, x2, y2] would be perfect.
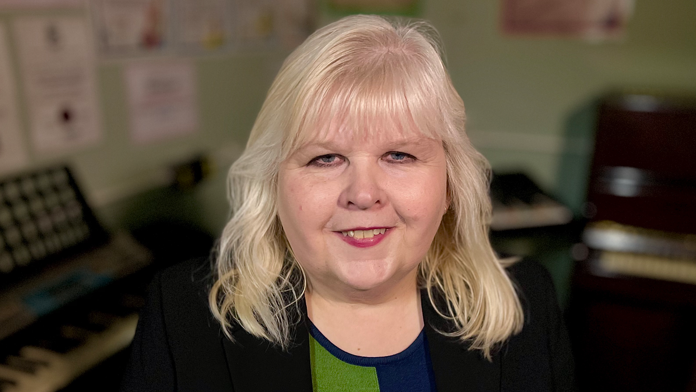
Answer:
[148, 258, 235, 387]
[504, 258, 559, 345]
[420, 259, 574, 391]
[506, 258, 557, 315]
[500, 259, 576, 390]
[157, 256, 214, 294]
[123, 257, 232, 391]
[153, 256, 218, 334]
[506, 258, 554, 289]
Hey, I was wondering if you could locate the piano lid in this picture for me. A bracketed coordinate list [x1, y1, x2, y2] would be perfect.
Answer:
[585, 92, 696, 235]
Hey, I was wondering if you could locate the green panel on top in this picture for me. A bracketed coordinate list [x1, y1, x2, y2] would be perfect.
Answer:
[310, 335, 380, 392]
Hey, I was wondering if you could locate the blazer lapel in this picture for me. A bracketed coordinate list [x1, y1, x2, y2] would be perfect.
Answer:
[222, 307, 313, 392]
[422, 290, 501, 392]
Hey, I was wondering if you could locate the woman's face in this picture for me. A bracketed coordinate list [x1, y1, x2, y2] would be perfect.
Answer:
[277, 125, 449, 300]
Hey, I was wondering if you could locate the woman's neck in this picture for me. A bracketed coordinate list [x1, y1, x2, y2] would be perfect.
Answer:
[305, 279, 424, 357]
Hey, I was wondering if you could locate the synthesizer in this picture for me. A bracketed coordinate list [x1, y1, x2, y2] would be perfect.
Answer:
[0, 166, 152, 391]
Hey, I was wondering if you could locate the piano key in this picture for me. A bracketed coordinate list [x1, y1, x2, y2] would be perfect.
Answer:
[5, 313, 139, 392]
[0, 378, 17, 392]
[598, 251, 696, 285]
[0, 365, 27, 379]
[59, 325, 92, 341]
[66, 312, 112, 334]
[31, 335, 83, 355]
[86, 311, 118, 329]
[5, 356, 47, 374]
[584, 221, 696, 259]
[95, 296, 144, 318]
[17, 346, 62, 366]
[0, 365, 32, 388]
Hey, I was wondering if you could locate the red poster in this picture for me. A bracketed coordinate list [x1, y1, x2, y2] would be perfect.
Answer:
[502, 0, 634, 40]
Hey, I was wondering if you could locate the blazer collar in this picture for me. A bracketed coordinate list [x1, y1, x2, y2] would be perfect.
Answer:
[221, 292, 501, 392]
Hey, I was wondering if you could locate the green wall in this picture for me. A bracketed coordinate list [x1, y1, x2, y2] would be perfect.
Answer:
[2, 0, 695, 238]
[423, 0, 696, 210]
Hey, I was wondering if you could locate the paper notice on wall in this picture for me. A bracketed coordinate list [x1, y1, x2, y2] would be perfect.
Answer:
[0, 0, 84, 8]
[91, 0, 169, 55]
[275, 0, 315, 50]
[0, 24, 28, 174]
[502, 0, 635, 40]
[172, 0, 233, 52]
[13, 16, 102, 154]
[236, 0, 276, 48]
[125, 60, 198, 144]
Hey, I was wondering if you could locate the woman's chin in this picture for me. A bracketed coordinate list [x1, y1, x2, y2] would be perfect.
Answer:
[335, 260, 392, 289]
[332, 264, 417, 298]
[339, 278, 389, 293]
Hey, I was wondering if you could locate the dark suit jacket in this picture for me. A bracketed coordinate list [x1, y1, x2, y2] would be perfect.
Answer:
[120, 258, 575, 391]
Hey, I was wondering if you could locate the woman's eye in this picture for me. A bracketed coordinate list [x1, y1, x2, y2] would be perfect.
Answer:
[385, 151, 415, 163]
[309, 154, 343, 167]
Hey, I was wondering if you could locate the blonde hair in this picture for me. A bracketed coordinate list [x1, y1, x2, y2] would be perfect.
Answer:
[209, 14, 523, 359]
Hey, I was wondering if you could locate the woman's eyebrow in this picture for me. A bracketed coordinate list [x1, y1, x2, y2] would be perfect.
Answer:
[387, 137, 437, 148]
[296, 136, 437, 153]
[295, 141, 340, 153]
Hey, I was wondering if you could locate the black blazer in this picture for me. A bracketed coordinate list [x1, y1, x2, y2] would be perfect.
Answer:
[120, 258, 575, 391]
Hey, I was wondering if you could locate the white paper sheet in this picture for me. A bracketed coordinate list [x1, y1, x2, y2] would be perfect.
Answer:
[0, 24, 28, 174]
[172, 0, 233, 52]
[236, 0, 276, 48]
[13, 16, 102, 154]
[125, 60, 198, 144]
[275, 0, 315, 50]
[326, 0, 420, 16]
[91, 0, 170, 55]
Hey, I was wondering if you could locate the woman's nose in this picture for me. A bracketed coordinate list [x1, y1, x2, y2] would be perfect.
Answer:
[340, 162, 384, 210]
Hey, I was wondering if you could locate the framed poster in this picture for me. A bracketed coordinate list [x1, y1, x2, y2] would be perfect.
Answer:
[502, 0, 634, 40]
[0, 24, 28, 173]
[125, 60, 199, 144]
[13, 16, 102, 154]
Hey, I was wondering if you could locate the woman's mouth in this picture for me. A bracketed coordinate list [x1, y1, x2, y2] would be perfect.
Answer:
[340, 228, 386, 238]
[335, 227, 390, 247]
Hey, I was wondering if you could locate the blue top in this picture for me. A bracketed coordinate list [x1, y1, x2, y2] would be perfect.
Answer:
[309, 321, 438, 392]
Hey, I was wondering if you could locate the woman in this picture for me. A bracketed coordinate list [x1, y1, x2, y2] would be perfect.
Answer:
[121, 15, 574, 391]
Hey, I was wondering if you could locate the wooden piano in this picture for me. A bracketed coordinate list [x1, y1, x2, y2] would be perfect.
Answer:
[568, 92, 696, 392]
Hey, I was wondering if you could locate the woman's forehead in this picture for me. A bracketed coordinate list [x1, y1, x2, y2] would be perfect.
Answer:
[290, 111, 441, 152]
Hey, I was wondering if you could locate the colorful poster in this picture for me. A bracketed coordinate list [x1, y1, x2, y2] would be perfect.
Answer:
[0, 24, 28, 174]
[125, 60, 198, 144]
[502, 0, 635, 40]
[13, 16, 102, 154]
[0, 0, 84, 8]
[172, 0, 233, 52]
[91, 0, 169, 55]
